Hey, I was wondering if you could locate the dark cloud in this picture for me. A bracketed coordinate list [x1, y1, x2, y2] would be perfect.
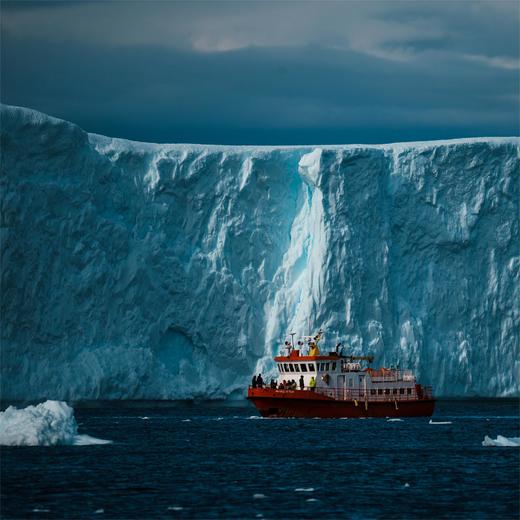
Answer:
[1, 1, 518, 144]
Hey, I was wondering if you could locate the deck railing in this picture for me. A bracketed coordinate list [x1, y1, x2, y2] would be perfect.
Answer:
[313, 387, 422, 402]
[251, 385, 434, 401]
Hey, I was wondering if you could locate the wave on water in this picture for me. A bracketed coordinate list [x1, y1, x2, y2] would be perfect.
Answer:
[482, 435, 520, 447]
[0, 400, 112, 446]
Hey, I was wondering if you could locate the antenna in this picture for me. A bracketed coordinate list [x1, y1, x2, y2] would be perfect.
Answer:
[290, 332, 296, 348]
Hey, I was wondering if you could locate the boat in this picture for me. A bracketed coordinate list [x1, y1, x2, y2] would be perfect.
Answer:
[247, 331, 435, 418]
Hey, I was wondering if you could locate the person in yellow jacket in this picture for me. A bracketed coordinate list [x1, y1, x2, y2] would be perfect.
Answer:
[309, 376, 316, 392]
[309, 343, 320, 356]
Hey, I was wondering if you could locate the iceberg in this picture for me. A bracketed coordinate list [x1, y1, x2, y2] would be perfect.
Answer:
[482, 435, 520, 447]
[0, 400, 111, 446]
[1, 104, 519, 400]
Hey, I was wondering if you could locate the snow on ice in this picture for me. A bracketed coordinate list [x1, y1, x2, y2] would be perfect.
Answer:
[1, 104, 519, 400]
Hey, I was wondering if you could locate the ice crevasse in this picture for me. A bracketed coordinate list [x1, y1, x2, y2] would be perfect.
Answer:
[1, 104, 519, 400]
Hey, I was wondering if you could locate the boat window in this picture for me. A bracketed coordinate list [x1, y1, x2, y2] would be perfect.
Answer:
[384, 389, 390, 395]
[284, 363, 289, 372]
[393, 389, 398, 395]
[370, 389, 376, 395]
[289, 364, 295, 372]
[349, 378, 353, 388]
[300, 364, 308, 372]
[308, 363, 315, 371]
[378, 389, 383, 395]
[332, 362, 336, 370]
[293, 364, 300, 372]
[407, 388, 412, 394]
[278, 365, 282, 373]
[320, 363, 325, 371]
[399, 388, 405, 394]
[326, 363, 330, 371]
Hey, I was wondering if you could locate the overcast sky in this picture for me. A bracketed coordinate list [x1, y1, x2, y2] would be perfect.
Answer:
[1, 0, 519, 144]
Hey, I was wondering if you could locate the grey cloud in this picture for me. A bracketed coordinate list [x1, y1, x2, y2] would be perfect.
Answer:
[1, 1, 518, 144]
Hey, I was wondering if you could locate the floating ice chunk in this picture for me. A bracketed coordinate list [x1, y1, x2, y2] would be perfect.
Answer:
[253, 493, 266, 499]
[33, 509, 50, 513]
[387, 418, 404, 422]
[181, 419, 191, 422]
[482, 435, 520, 447]
[403, 483, 410, 488]
[140, 416, 150, 420]
[167, 506, 184, 511]
[94, 509, 104, 514]
[306, 498, 319, 502]
[0, 401, 112, 446]
[429, 420, 452, 425]
[295, 488, 314, 492]
[74, 435, 112, 446]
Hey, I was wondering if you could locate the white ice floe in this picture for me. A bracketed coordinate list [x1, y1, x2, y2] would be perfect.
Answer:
[295, 488, 314, 492]
[403, 483, 410, 488]
[482, 435, 520, 447]
[94, 509, 104, 514]
[0, 400, 112, 446]
[167, 506, 184, 511]
[429, 420, 452, 425]
[253, 494, 266, 499]
[306, 498, 319, 502]
[387, 418, 404, 422]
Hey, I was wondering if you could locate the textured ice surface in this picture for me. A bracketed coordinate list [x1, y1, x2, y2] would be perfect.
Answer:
[482, 435, 520, 447]
[0, 400, 111, 446]
[1, 104, 519, 399]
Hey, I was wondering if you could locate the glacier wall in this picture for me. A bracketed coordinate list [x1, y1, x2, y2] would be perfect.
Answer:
[1, 104, 519, 399]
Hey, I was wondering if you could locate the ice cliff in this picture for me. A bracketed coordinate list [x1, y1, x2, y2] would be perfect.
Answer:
[1, 104, 519, 399]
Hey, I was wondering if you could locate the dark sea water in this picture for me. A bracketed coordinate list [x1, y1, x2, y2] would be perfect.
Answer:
[1, 399, 519, 519]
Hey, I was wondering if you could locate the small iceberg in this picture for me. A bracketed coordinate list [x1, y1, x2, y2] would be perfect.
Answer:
[482, 435, 520, 447]
[429, 420, 452, 425]
[0, 400, 112, 446]
[387, 418, 404, 422]
[253, 493, 266, 499]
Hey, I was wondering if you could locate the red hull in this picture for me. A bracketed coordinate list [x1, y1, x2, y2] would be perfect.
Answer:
[247, 388, 435, 418]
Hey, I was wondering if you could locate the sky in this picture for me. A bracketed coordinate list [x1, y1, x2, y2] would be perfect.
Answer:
[1, 0, 519, 145]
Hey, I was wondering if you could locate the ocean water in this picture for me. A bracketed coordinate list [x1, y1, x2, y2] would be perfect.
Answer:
[1, 399, 519, 519]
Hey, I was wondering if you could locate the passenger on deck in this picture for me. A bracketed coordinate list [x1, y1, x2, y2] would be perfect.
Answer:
[251, 375, 257, 388]
[257, 374, 264, 388]
[270, 378, 277, 389]
[291, 380, 297, 390]
[299, 375, 304, 390]
[309, 376, 316, 392]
